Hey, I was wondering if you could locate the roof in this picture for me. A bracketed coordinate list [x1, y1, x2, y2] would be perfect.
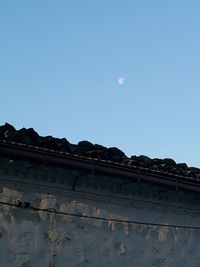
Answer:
[0, 123, 200, 192]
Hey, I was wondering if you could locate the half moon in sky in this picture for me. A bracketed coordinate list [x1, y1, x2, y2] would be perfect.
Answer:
[117, 77, 124, 85]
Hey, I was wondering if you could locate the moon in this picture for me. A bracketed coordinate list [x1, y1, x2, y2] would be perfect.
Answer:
[117, 77, 124, 85]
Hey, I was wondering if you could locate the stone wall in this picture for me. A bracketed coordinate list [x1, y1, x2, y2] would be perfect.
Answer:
[0, 156, 200, 267]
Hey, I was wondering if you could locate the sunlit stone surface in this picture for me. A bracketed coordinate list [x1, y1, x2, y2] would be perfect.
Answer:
[0, 156, 200, 267]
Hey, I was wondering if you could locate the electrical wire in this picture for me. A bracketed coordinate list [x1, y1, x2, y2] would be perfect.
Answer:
[0, 200, 200, 230]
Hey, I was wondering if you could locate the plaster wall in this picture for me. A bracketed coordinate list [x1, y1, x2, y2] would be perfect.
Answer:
[0, 158, 200, 267]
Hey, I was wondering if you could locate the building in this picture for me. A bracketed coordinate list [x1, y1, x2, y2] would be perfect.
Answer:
[0, 123, 200, 267]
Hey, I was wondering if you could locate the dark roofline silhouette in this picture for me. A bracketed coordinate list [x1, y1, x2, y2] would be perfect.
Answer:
[1, 123, 200, 193]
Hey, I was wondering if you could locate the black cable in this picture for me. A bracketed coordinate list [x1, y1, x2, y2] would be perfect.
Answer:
[0, 200, 200, 230]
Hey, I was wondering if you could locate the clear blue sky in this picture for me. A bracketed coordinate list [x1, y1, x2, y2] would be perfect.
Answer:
[1, 1, 200, 167]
